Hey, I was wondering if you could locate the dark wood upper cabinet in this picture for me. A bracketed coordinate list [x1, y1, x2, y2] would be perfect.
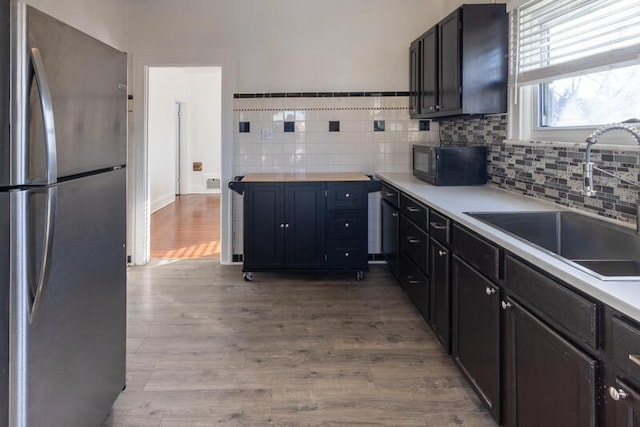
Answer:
[409, 4, 508, 119]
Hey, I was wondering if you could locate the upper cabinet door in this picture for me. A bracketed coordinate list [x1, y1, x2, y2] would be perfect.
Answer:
[438, 9, 461, 114]
[420, 27, 438, 115]
[409, 39, 421, 118]
[27, 6, 127, 181]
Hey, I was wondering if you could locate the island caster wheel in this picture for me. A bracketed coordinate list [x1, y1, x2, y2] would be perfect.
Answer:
[356, 271, 364, 281]
[243, 272, 253, 282]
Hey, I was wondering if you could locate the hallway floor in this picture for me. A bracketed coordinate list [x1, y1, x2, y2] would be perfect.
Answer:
[150, 195, 220, 259]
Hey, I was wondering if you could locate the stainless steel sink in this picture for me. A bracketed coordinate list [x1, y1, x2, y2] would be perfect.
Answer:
[465, 211, 640, 280]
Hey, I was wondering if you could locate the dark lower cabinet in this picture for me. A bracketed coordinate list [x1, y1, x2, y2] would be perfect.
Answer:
[452, 255, 500, 422]
[381, 199, 400, 280]
[429, 237, 450, 353]
[243, 183, 286, 269]
[503, 298, 597, 427]
[284, 182, 326, 269]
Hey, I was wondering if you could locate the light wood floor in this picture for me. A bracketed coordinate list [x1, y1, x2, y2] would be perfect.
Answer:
[150, 195, 220, 259]
[102, 261, 494, 426]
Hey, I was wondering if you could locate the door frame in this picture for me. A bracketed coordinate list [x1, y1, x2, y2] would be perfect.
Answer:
[131, 50, 235, 265]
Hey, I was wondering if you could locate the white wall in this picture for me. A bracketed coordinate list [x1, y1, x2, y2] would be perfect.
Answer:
[441, 0, 506, 16]
[185, 68, 222, 193]
[25, 0, 127, 50]
[148, 67, 222, 213]
[127, 0, 441, 92]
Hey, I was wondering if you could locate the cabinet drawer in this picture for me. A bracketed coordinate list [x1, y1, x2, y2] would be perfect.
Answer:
[401, 217, 428, 273]
[327, 183, 367, 210]
[429, 209, 450, 244]
[400, 193, 428, 229]
[381, 182, 399, 208]
[327, 210, 367, 240]
[401, 256, 429, 319]
[326, 240, 367, 268]
[505, 255, 599, 350]
[612, 316, 640, 381]
[451, 224, 500, 282]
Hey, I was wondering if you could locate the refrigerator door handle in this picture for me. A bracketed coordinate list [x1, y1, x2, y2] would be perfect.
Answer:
[28, 186, 57, 323]
[30, 47, 58, 185]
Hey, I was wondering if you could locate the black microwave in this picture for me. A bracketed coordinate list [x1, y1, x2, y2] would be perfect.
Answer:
[412, 144, 487, 186]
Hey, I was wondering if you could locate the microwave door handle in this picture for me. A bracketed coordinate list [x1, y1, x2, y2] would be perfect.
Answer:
[30, 47, 58, 184]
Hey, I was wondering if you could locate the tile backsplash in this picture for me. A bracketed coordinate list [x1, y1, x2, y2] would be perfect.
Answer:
[232, 98, 640, 259]
[440, 114, 640, 225]
[232, 93, 435, 255]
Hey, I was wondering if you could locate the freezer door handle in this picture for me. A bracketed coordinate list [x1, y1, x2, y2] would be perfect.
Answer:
[30, 47, 58, 185]
[29, 186, 57, 323]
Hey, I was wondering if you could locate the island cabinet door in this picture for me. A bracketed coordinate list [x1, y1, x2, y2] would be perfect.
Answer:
[243, 183, 285, 269]
[285, 182, 326, 268]
[452, 255, 501, 422]
[503, 298, 598, 427]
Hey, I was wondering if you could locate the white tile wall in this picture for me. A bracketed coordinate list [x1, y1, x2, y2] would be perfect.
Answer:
[232, 95, 438, 255]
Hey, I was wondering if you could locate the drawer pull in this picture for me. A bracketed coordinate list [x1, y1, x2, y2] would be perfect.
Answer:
[406, 207, 421, 213]
[344, 222, 350, 228]
[407, 276, 420, 285]
[485, 287, 496, 295]
[501, 301, 512, 310]
[280, 223, 285, 228]
[609, 386, 629, 401]
[385, 192, 396, 197]
[629, 354, 640, 367]
[345, 193, 350, 198]
[344, 252, 350, 257]
[406, 237, 421, 244]
[438, 250, 446, 256]
[392, 212, 398, 217]
[430, 222, 447, 230]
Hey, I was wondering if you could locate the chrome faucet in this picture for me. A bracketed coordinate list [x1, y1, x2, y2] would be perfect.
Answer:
[582, 120, 640, 233]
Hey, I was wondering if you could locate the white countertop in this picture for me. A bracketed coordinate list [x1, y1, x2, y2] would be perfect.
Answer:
[376, 172, 640, 322]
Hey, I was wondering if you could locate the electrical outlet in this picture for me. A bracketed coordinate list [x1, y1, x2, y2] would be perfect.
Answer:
[261, 128, 274, 140]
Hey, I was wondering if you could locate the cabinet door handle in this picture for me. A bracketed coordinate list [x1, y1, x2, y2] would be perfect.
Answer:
[438, 250, 446, 256]
[501, 301, 512, 310]
[345, 193, 350, 198]
[285, 223, 290, 228]
[280, 223, 285, 229]
[344, 222, 350, 228]
[429, 222, 447, 230]
[407, 276, 420, 285]
[485, 287, 496, 295]
[609, 386, 629, 401]
[629, 354, 640, 367]
[344, 252, 350, 257]
[392, 212, 398, 217]
[406, 207, 420, 213]
[406, 237, 421, 244]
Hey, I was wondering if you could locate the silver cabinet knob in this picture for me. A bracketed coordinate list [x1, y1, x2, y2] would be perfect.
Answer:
[345, 193, 350, 198]
[501, 301, 512, 310]
[486, 287, 496, 295]
[280, 223, 285, 228]
[609, 387, 629, 401]
[285, 223, 290, 228]
[392, 212, 398, 217]
[344, 252, 350, 257]
[438, 250, 446, 256]
[345, 222, 350, 228]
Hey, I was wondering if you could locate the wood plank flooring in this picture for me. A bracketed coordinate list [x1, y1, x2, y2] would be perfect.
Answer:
[103, 261, 494, 426]
[150, 195, 220, 260]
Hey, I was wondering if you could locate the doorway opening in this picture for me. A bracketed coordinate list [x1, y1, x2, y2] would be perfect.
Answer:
[147, 66, 222, 260]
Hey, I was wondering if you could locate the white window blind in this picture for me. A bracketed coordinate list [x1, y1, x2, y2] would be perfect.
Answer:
[510, 0, 640, 85]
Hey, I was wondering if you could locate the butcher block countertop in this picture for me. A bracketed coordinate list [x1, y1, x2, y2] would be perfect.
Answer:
[240, 172, 371, 182]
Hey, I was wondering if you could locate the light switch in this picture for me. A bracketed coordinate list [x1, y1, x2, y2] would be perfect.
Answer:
[261, 128, 274, 140]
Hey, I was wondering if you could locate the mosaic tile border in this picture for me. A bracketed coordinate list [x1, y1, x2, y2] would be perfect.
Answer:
[234, 91, 411, 99]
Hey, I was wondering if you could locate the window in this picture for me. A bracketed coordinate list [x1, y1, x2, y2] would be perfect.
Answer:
[508, 0, 640, 141]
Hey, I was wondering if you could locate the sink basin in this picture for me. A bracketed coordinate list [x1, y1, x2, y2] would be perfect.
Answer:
[465, 211, 640, 280]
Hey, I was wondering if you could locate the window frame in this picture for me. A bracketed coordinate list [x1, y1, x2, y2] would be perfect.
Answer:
[507, 0, 640, 146]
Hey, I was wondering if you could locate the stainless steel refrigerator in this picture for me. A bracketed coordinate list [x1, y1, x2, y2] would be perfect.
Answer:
[1, 1, 127, 426]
